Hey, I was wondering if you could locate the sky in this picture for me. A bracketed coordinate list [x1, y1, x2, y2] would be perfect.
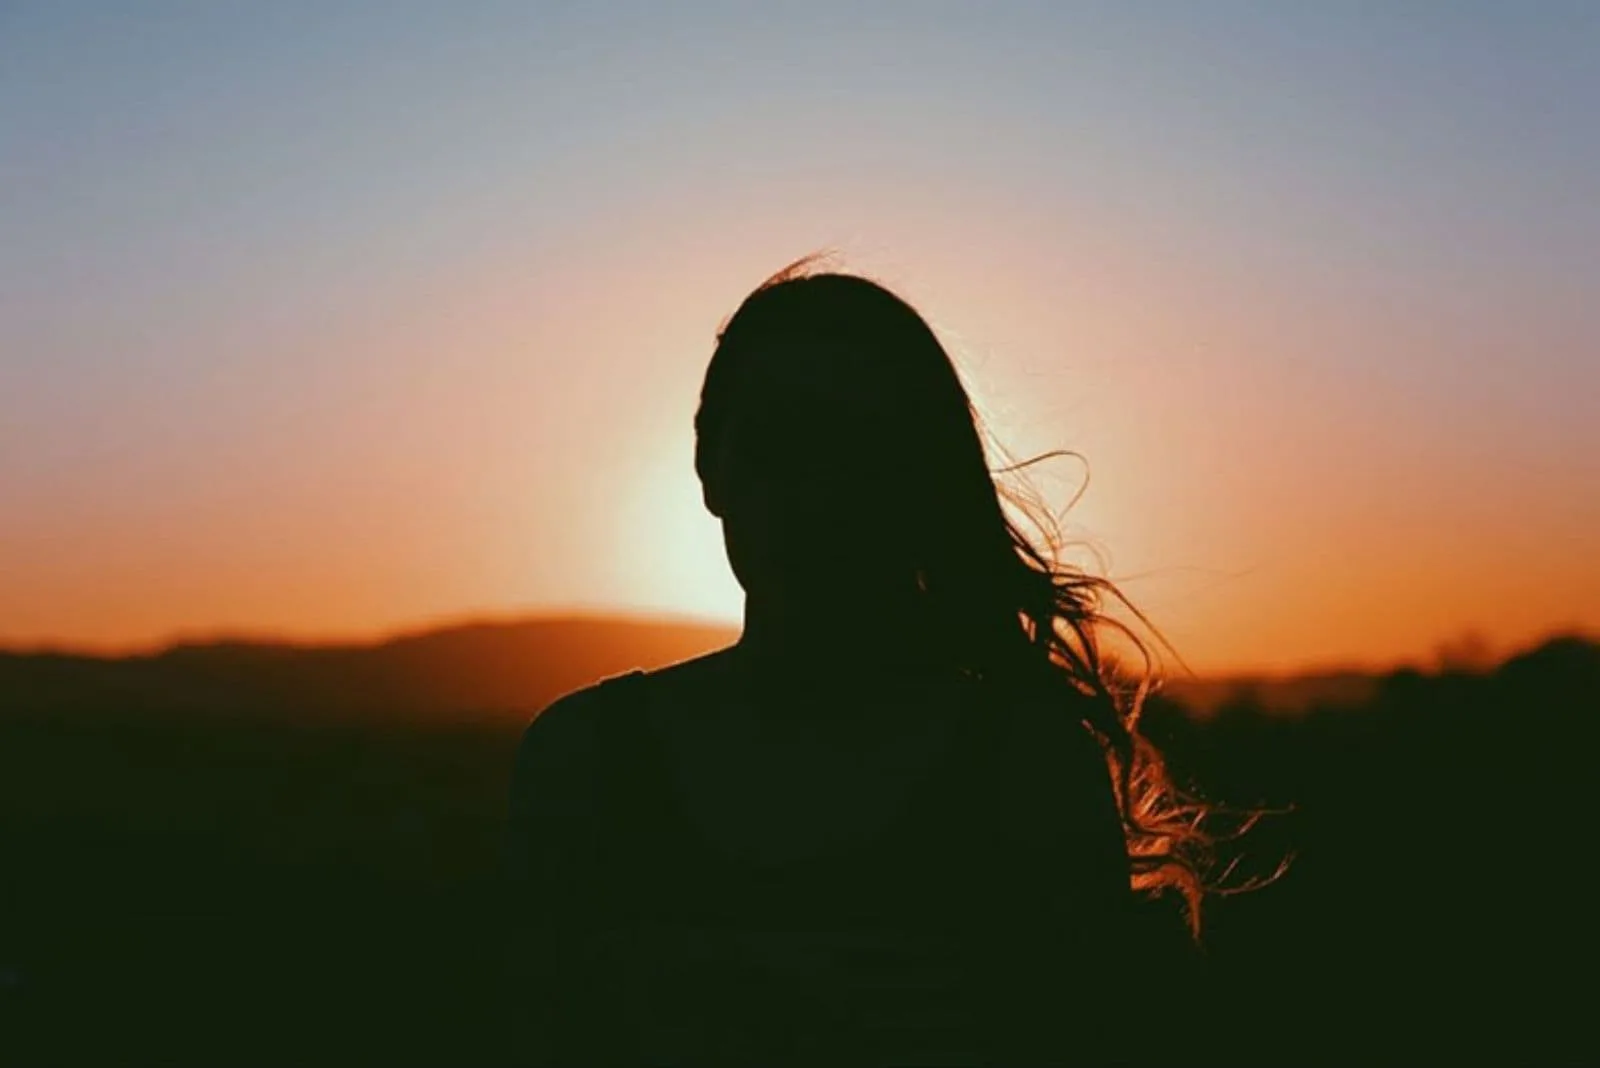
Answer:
[2, 1, 1596, 673]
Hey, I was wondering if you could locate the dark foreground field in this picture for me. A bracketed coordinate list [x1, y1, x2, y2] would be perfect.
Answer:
[2, 620, 1594, 1064]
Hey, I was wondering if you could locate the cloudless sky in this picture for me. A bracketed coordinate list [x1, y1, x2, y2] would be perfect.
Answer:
[3, 2, 1597, 672]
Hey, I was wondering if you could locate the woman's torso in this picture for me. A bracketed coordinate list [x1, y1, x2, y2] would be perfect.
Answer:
[510, 648, 1136, 1064]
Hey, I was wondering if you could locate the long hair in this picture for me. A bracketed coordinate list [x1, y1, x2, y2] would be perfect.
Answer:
[695, 257, 1219, 934]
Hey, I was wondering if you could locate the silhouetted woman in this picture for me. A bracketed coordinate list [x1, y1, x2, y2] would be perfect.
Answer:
[504, 259, 1210, 1065]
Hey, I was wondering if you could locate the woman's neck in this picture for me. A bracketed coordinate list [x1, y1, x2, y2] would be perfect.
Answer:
[736, 591, 941, 677]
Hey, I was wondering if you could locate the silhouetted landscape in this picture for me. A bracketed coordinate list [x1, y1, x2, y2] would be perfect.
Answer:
[3, 616, 1595, 1063]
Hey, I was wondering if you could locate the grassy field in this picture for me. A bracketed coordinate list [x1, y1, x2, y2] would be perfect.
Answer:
[2, 625, 1594, 1063]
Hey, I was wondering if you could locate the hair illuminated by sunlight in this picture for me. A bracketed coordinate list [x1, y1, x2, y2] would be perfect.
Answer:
[696, 255, 1239, 936]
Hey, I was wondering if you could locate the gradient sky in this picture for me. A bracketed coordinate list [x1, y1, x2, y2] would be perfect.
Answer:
[3, 2, 1596, 673]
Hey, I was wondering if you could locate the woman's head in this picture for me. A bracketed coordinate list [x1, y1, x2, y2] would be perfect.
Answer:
[695, 264, 1007, 618]
[695, 257, 1218, 933]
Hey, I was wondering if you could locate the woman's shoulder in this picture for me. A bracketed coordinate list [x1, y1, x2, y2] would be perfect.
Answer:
[989, 676, 1107, 768]
[516, 672, 625, 761]
[983, 680, 1125, 847]
[514, 651, 736, 770]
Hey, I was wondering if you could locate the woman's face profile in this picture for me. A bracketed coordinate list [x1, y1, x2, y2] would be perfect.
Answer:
[706, 365, 897, 602]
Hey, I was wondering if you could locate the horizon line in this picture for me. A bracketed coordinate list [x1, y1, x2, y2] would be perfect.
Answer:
[2, 607, 1590, 681]
[0, 605, 742, 662]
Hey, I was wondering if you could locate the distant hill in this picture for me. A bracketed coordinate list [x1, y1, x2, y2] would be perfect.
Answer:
[2, 615, 1590, 724]
[0, 616, 738, 723]
[1163, 631, 1599, 717]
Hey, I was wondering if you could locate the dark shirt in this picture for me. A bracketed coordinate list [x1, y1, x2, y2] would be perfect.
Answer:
[504, 649, 1179, 1065]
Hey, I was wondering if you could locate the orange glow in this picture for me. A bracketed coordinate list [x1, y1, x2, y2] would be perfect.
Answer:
[4, 200, 1595, 674]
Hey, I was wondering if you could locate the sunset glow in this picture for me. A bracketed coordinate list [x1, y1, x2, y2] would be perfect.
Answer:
[3, 4, 1596, 674]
